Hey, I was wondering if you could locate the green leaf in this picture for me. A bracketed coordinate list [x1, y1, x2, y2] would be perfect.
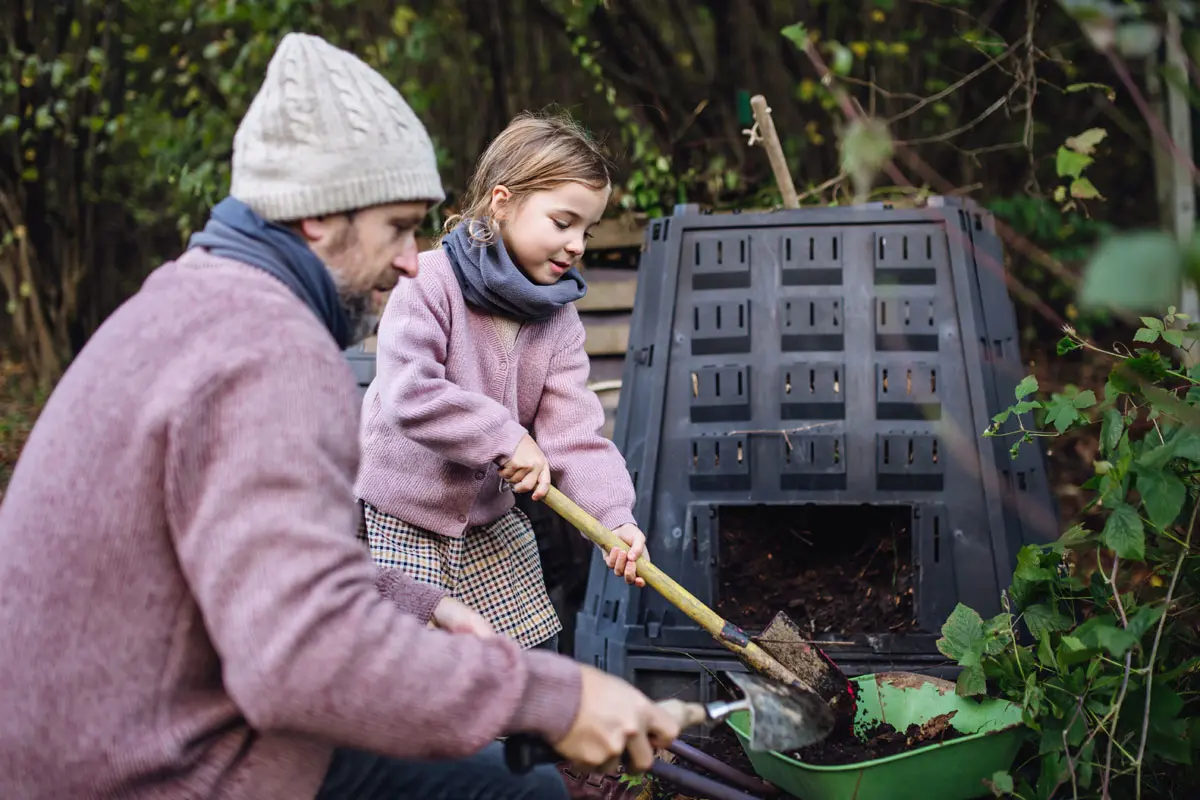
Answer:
[34, 106, 54, 131]
[1066, 127, 1108, 155]
[830, 42, 853, 76]
[1163, 328, 1185, 347]
[984, 770, 1014, 796]
[1138, 438, 1180, 471]
[1078, 738, 1097, 787]
[1024, 603, 1073, 639]
[1072, 389, 1097, 409]
[1080, 231, 1182, 313]
[1038, 721, 1066, 755]
[1045, 398, 1080, 433]
[1065, 81, 1117, 101]
[1102, 503, 1145, 559]
[1137, 469, 1185, 529]
[956, 662, 987, 697]
[982, 612, 1012, 656]
[1126, 604, 1165, 641]
[1055, 524, 1092, 551]
[50, 60, 68, 89]
[1056, 634, 1095, 667]
[1037, 633, 1056, 668]
[781, 23, 809, 49]
[839, 116, 892, 190]
[1134, 327, 1161, 343]
[1056, 146, 1093, 179]
[1140, 316, 1165, 331]
[1070, 177, 1101, 199]
[1123, 351, 1170, 384]
[1074, 614, 1138, 658]
[1057, 336, 1083, 355]
[1015, 547, 1055, 583]
[1170, 430, 1200, 461]
[1014, 375, 1039, 400]
[937, 603, 985, 664]
[1101, 408, 1124, 454]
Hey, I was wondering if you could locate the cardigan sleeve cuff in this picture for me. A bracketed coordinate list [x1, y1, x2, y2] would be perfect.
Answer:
[374, 566, 447, 624]
[495, 420, 530, 464]
[507, 650, 583, 743]
[599, 508, 638, 532]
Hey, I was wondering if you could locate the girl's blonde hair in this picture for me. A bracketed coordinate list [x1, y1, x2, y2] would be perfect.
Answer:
[441, 111, 613, 245]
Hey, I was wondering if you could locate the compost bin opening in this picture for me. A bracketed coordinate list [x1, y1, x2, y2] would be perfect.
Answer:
[714, 503, 917, 636]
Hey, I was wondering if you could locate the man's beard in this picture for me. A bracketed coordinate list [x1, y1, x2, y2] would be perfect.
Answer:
[337, 286, 379, 346]
[321, 224, 379, 347]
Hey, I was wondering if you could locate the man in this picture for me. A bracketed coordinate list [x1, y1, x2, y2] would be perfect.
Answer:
[0, 32, 678, 799]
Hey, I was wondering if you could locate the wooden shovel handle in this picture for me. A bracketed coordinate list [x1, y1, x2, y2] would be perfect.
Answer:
[540, 486, 805, 687]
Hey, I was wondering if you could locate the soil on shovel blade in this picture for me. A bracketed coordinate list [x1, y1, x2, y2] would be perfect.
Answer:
[789, 710, 965, 766]
[715, 504, 918, 635]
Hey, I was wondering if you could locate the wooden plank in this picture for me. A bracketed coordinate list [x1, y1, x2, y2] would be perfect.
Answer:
[581, 313, 631, 356]
[576, 267, 639, 312]
[586, 355, 626, 385]
[588, 215, 647, 250]
[596, 387, 620, 441]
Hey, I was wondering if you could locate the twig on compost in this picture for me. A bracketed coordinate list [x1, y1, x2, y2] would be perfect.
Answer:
[724, 422, 839, 451]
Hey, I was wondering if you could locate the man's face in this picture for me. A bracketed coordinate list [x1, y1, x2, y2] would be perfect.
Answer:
[300, 201, 428, 344]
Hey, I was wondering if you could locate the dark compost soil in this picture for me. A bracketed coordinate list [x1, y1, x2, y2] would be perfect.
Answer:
[790, 711, 965, 766]
[715, 504, 917, 635]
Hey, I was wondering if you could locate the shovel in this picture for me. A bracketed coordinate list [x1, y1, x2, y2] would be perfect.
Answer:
[539, 485, 856, 728]
[504, 669, 836, 776]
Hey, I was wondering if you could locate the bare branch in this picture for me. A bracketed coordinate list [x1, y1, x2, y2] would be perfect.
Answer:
[887, 40, 1020, 125]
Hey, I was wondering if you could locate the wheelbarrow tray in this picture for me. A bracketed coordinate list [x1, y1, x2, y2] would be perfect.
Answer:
[726, 672, 1024, 800]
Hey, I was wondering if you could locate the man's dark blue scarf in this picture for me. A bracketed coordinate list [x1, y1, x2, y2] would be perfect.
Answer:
[189, 196, 352, 349]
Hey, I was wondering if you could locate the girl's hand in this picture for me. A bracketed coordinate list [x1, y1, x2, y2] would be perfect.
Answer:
[608, 524, 648, 587]
[430, 597, 496, 637]
[499, 434, 552, 500]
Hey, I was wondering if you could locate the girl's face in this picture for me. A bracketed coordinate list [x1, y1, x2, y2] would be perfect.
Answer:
[490, 181, 610, 285]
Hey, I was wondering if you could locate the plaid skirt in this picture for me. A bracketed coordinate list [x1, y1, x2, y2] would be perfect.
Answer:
[359, 501, 562, 649]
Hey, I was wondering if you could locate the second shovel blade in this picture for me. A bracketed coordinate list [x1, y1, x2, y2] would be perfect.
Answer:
[727, 670, 836, 753]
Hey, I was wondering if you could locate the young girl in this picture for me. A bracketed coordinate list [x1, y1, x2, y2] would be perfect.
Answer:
[354, 112, 647, 651]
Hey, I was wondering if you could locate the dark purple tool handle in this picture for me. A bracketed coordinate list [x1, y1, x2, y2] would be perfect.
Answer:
[667, 740, 780, 795]
[651, 759, 763, 800]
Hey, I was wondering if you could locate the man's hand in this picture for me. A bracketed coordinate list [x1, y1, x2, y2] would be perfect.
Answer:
[498, 434, 551, 500]
[607, 524, 647, 587]
[553, 665, 681, 775]
[430, 597, 495, 637]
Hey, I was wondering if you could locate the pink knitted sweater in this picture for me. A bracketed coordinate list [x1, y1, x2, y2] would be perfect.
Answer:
[0, 250, 580, 799]
[355, 248, 637, 536]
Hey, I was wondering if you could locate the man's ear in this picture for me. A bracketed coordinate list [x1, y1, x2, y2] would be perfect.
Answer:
[297, 216, 333, 244]
[488, 185, 513, 220]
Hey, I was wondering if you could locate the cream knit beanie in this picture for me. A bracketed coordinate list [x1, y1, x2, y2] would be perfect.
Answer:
[230, 32, 444, 221]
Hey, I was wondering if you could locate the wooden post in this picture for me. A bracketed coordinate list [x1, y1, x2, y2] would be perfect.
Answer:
[750, 95, 800, 209]
[1149, 11, 1197, 364]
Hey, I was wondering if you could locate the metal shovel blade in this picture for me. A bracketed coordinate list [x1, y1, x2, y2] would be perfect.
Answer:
[728, 670, 836, 753]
